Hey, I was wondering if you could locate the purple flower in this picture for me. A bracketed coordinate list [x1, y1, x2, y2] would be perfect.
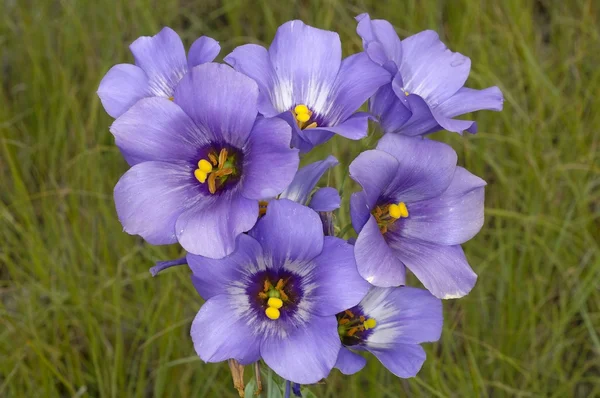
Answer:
[224, 20, 390, 153]
[334, 286, 442, 378]
[98, 27, 220, 118]
[112, 63, 299, 259]
[188, 199, 370, 384]
[356, 14, 504, 136]
[349, 134, 485, 299]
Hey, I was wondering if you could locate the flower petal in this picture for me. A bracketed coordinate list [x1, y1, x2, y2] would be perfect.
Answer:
[369, 84, 412, 135]
[335, 347, 367, 375]
[309, 187, 340, 211]
[97, 64, 148, 118]
[355, 14, 402, 73]
[400, 30, 471, 106]
[376, 134, 457, 203]
[113, 161, 199, 245]
[130, 27, 187, 97]
[438, 86, 504, 117]
[260, 315, 340, 384]
[401, 167, 486, 245]
[324, 52, 390, 125]
[392, 94, 440, 136]
[224, 44, 280, 117]
[187, 36, 220, 68]
[355, 216, 406, 287]
[187, 234, 264, 300]
[241, 117, 299, 200]
[269, 20, 341, 115]
[310, 112, 371, 140]
[306, 237, 370, 316]
[280, 155, 339, 205]
[349, 149, 399, 206]
[368, 343, 426, 378]
[191, 294, 261, 365]
[250, 199, 323, 264]
[175, 192, 258, 259]
[391, 238, 477, 299]
[110, 97, 208, 166]
[350, 191, 371, 233]
[173, 63, 258, 148]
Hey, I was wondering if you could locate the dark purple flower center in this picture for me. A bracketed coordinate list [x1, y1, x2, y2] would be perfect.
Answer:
[336, 306, 376, 346]
[193, 144, 243, 195]
[246, 269, 304, 321]
[372, 201, 409, 234]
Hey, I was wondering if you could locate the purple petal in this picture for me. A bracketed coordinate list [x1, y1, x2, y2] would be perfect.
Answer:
[391, 238, 477, 299]
[306, 237, 370, 316]
[241, 117, 299, 200]
[400, 30, 471, 106]
[175, 192, 258, 259]
[173, 63, 258, 148]
[311, 112, 371, 140]
[187, 234, 264, 300]
[376, 134, 457, 202]
[355, 14, 402, 73]
[114, 161, 198, 245]
[309, 187, 340, 211]
[438, 86, 504, 117]
[392, 94, 440, 136]
[324, 52, 390, 125]
[360, 287, 442, 346]
[354, 216, 406, 287]
[110, 97, 208, 166]
[401, 167, 486, 245]
[280, 155, 339, 205]
[350, 192, 371, 233]
[269, 20, 341, 115]
[250, 199, 323, 264]
[188, 36, 220, 69]
[368, 343, 426, 378]
[130, 27, 187, 97]
[191, 294, 261, 365]
[97, 64, 148, 118]
[335, 347, 367, 375]
[260, 315, 340, 384]
[349, 149, 399, 206]
[224, 44, 280, 117]
[369, 84, 412, 135]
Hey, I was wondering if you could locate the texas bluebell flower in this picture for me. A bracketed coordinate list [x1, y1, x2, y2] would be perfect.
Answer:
[356, 13, 504, 136]
[225, 20, 390, 153]
[98, 27, 220, 118]
[350, 134, 485, 299]
[112, 63, 299, 258]
[334, 286, 442, 378]
[188, 199, 370, 384]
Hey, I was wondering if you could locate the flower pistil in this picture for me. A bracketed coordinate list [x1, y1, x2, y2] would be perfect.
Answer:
[337, 309, 377, 344]
[194, 148, 238, 194]
[372, 201, 409, 234]
[259, 278, 291, 320]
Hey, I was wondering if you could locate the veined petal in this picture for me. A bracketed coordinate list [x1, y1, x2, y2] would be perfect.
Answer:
[187, 36, 221, 68]
[309, 187, 341, 211]
[335, 347, 367, 375]
[280, 155, 339, 205]
[130, 27, 188, 97]
[355, 14, 402, 73]
[369, 84, 412, 135]
[368, 344, 426, 378]
[97, 64, 148, 118]
[310, 112, 372, 141]
[349, 149, 399, 207]
[350, 191, 371, 233]
[437, 86, 504, 117]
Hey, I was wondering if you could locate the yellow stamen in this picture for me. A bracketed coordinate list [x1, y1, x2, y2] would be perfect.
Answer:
[345, 309, 355, 318]
[208, 153, 218, 166]
[265, 307, 280, 320]
[275, 279, 285, 291]
[168, 96, 174, 101]
[304, 122, 317, 129]
[347, 327, 358, 337]
[194, 169, 208, 183]
[363, 318, 377, 330]
[218, 148, 228, 168]
[389, 204, 401, 219]
[294, 104, 309, 115]
[267, 297, 283, 309]
[296, 112, 310, 122]
[208, 173, 217, 194]
[404, 91, 409, 96]
[398, 202, 409, 218]
[339, 318, 350, 325]
[198, 159, 213, 173]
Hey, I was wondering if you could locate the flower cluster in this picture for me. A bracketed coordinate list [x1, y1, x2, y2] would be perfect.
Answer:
[99, 14, 502, 395]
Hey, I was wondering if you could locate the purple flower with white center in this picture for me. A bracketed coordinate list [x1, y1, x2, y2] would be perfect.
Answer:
[188, 199, 370, 384]
[334, 286, 442, 378]
[349, 134, 485, 299]
[112, 63, 299, 259]
[98, 27, 220, 118]
[356, 13, 504, 136]
[224, 20, 391, 153]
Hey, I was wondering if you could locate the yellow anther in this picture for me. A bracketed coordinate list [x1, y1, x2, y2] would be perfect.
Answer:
[294, 104, 309, 115]
[194, 169, 208, 183]
[363, 318, 377, 330]
[265, 306, 280, 320]
[404, 91, 409, 96]
[168, 96, 174, 101]
[388, 204, 402, 219]
[296, 113, 310, 122]
[197, 159, 213, 173]
[398, 202, 409, 218]
[268, 297, 283, 309]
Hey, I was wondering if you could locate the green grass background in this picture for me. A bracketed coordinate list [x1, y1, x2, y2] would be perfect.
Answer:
[1, 0, 599, 396]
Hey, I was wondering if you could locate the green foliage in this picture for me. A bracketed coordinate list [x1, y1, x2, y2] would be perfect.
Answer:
[1, 0, 599, 396]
